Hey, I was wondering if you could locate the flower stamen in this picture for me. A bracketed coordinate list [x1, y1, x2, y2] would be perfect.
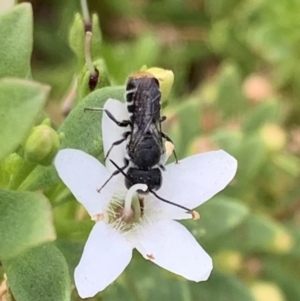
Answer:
[165, 141, 174, 157]
[124, 184, 148, 218]
[146, 254, 155, 260]
[91, 213, 104, 222]
[192, 210, 200, 220]
[138, 196, 145, 217]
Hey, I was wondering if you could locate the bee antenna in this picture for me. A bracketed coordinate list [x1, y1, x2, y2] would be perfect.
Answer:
[109, 159, 192, 214]
[109, 159, 132, 182]
[148, 189, 193, 213]
[83, 107, 104, 113]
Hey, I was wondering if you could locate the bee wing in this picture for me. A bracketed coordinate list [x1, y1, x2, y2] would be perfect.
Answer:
[130, 112, 160, 152]
[150, 121, 164, 151]
[129, 115, 153, 151]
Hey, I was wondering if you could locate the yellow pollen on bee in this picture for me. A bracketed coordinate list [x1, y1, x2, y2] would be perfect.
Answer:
[165, 141, 174, 157]
[192, 210, 200, 220]
[91, 213, 104, 222]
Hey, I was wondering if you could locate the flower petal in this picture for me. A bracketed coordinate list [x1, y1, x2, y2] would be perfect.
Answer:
[75, 222, 133, 298]
[135, 220, 212, 281]
[54, 149, 122, 216]
[102, 98, 129, 173]
[157, 150, 237, 217]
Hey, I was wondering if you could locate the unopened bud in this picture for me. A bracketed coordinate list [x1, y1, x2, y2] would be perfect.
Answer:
[268, 228, 293, 253]
[78, 58, 110, 99]
[4, 153, 23, 176]
[243, 74, 273, 103]
[251, 281, 285, 301]
[23, 124, 60, 165]
[260, 124, 286, 152]
[145, 67, 174, 102]
[213, 250, 243, 274]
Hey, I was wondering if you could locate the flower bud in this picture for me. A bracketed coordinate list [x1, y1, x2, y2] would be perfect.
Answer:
[78, 58, 110, 99]
[23, 124, 60, 165]
[243, 74, 273, 103]
[213, 250, 243, 274]
[145, 67, 174, 102]
[268, 228, 293, 254]
[260, 124, 286, 152]
[250, 281, 285, 301]
[4, 153, 23, 177]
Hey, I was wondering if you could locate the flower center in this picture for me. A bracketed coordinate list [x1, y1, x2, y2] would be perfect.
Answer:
[105, 184, 148, 233]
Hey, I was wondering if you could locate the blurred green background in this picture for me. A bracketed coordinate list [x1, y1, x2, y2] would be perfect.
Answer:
[2, 0, 300, 300]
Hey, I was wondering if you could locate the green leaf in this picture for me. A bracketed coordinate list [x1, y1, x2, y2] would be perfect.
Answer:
[190, 270, 255, 301]
[215, 63, 246, 119]
[105, 256, 254, 301]
[186, 196, 249, 243]
[3, 243, 71, 301]
[0, 78, 50, 160]
[0, 190, 56, 260]
[207, 213, 293, 254]
[204, 0, 243, 18]
[0, 3, 33, 78]
[172, 100, 201, 157]
[286, 227, 300, 258]
[56, 240, 84, 277]
[211, 129, 243, 159]
[19, 86, 124, 191]
[18, 165, 58, 191]
[264, 258, 300, 301]
[243, 100, 284, 133]
[273, 154, 300, 177]
[237, 134, 267, 182]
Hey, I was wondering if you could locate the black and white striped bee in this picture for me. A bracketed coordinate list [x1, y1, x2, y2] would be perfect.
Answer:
[96, 71, 177, 193]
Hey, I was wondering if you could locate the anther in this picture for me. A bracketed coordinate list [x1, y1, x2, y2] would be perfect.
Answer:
[165, 141, 174, 157]
[91, 213, 104, 222]
[192, 210, 200, 220]
[146, 254, 155, 260]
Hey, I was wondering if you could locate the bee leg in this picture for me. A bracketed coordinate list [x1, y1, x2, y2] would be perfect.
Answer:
[97, 159, 129, 192]
[161, 132, 179, 163]
[138, 196, 145, 217]
[160, 116, 167, 123]
[103, 109, 131, 127]
[159, 164, 166, 171]
[104, 131, 131, 161]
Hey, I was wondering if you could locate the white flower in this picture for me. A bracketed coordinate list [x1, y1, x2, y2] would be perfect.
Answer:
[54, 99, 238, 298]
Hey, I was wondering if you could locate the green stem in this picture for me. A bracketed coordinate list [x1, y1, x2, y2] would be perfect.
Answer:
[80, 0, 91, 29]
[8, 160, 36, 190]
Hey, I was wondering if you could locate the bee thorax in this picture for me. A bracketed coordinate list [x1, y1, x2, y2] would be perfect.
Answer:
[125, 167, 162, 191]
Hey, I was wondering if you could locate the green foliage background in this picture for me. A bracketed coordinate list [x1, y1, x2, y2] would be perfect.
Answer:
[1, 0, 300, 300]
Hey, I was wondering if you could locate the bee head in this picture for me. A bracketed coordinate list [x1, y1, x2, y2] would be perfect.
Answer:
[126, 72, 159, 91]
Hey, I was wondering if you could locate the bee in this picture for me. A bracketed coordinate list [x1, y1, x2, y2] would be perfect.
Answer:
[96, 71, 177, 192]
[84, 72, 194, 211]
